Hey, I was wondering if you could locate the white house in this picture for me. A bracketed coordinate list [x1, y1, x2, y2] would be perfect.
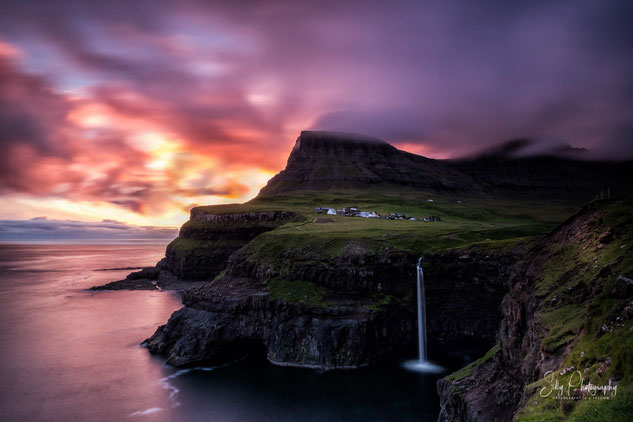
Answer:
[359, 211, 371, 218]
[327, 208, 337, 215]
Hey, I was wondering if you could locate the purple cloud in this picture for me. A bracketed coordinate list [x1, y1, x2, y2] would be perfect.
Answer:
[0, 0, 631, 219]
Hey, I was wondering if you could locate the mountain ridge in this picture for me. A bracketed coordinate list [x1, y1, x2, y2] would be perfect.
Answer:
[259, 131, 633, 200]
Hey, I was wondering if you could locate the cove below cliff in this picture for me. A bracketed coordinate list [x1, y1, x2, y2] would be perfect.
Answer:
[140, 351, 463, 422]
[1, 243, 471, 422]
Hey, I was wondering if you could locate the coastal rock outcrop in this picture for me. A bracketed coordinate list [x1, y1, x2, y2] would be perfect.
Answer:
[144, 274, 412, 369]
[144, 234, 513, 369]
[161, 209, 301, 281]
[437, 199, 633, 421]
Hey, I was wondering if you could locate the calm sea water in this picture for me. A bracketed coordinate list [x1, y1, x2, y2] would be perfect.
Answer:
[0, 244, 453, 422]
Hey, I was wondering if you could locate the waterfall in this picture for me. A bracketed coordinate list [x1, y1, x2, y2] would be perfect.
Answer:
[416, 257, 427, 363]
[403, 258, 442, 373]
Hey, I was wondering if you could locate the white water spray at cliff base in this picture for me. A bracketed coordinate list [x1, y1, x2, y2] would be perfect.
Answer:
[403, 258, 443, 374]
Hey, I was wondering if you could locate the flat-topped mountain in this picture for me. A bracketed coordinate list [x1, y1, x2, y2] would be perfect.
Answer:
[259, 131, 633, 200]
[259, 131, 479, 196]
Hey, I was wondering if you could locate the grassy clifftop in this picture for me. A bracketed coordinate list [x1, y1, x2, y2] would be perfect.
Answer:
[191, 189, 579, 257]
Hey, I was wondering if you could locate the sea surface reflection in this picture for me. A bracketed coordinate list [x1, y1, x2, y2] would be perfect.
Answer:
[0, 244, 454, 422]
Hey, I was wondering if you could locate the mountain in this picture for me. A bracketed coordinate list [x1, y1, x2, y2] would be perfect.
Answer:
[259, 131, 476, 196]
[259, 131, 633, 200]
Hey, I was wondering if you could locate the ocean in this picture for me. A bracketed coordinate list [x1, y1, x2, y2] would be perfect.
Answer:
[0, 243, 448, 421]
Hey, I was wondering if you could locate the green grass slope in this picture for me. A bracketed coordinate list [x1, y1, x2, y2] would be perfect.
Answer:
[190, 188, 580, 256]
[516, 198, 633, 422]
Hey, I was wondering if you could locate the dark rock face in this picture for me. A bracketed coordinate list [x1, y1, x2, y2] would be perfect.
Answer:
[144, 275, 412, 369]
[144, 240, 512, 370]
[259, 131, 633, 200]
[612, 275, 633, 298]
[163, 210, 300, 281]
[436, 201, 630, 422]
[227, 242, 417, 295]
[163, 244, 232, 281]
[423, 251, 513, 348]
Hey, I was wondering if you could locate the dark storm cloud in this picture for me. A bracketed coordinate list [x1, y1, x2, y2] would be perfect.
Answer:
[0, 56, 76, 193]
[313, 109, 427, 142]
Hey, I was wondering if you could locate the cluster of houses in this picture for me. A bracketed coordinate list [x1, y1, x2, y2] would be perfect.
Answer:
[314, 206, 442, 222]
[315, 206, 380, 218]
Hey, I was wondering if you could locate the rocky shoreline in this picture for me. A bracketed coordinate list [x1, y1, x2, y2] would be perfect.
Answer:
[88, 265, 200, 292]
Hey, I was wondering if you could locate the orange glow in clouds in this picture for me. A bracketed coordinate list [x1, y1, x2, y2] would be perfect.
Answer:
[0, 62, 286, 226]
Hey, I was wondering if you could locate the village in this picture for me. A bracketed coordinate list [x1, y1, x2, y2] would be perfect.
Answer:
[314, 206, 442, 222]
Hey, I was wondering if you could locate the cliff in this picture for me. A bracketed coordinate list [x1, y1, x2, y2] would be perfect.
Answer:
[161, 209, 301, 280]
[437, 198, 633, 421]
[144, 233, 514, 369]
[133, 131, 627, 372]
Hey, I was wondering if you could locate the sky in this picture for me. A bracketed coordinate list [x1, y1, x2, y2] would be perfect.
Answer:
[0, 0, 632, 236]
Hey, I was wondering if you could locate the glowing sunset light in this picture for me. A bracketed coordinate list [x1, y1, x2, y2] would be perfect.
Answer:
[392, 142, 449, 160]
[0, 40, 21, 58]
[0, 1, 631, 233]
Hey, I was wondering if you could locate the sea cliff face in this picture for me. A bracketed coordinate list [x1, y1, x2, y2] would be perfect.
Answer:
[144, 275, 411, 369]
[161, 209, 301, 280]
[437, 199, 633, 421]
[143, 224, 513, 369]
[423, 251, 513, 349]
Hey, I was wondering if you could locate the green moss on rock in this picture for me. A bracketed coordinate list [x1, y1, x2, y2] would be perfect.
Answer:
[265, 278, 328, 307]
[445, 344, 501, 382]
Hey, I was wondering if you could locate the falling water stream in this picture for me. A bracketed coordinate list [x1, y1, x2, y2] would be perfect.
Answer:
[417, 257, 427, 363]
[404, 258, 443, 373]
